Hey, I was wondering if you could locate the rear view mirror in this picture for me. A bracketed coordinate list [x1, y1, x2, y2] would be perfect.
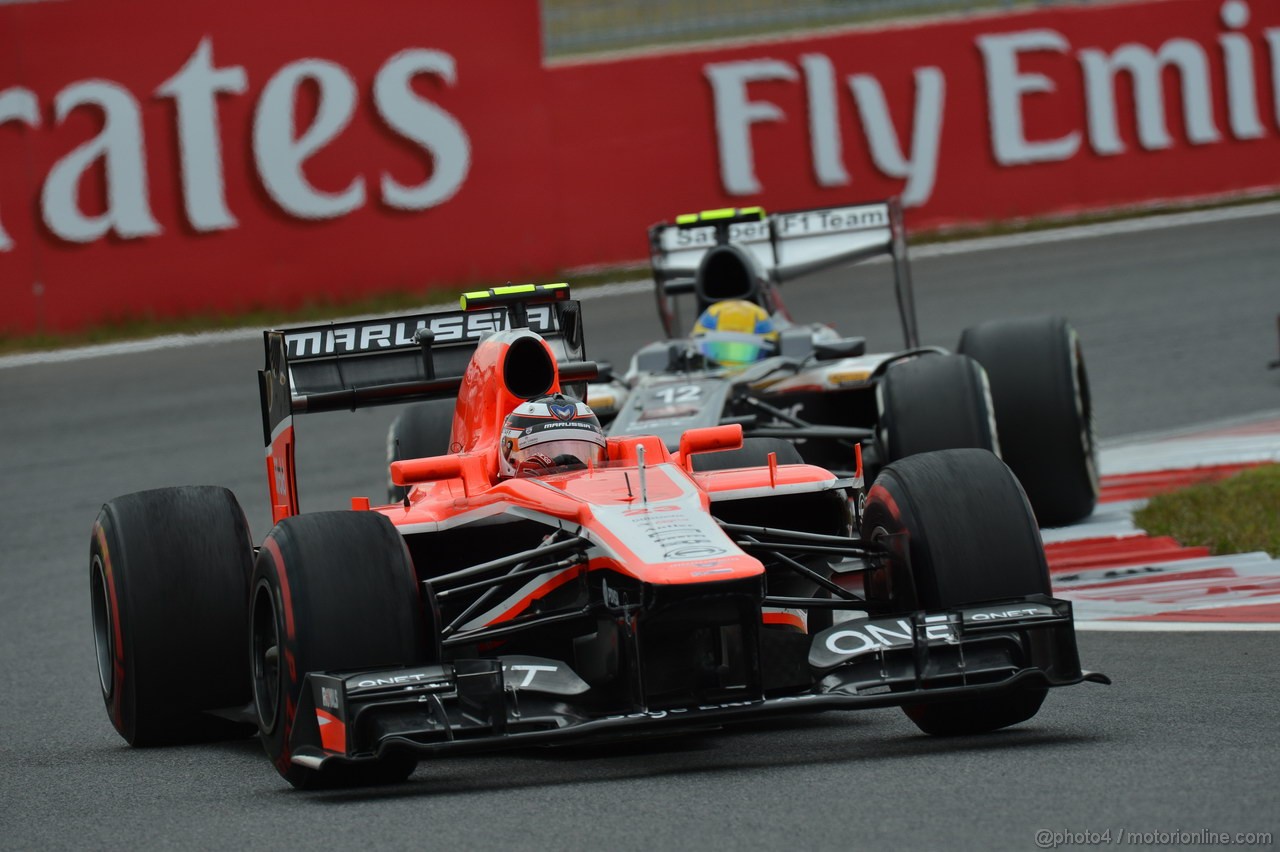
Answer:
[390, 455, 462, 486]
[390, 453, 487, 497]
[679, 424, 744, 470]
[814, 337, 867, 360]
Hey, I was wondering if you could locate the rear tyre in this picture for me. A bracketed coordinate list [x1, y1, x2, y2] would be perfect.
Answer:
[386, 399, 456, 503]
[860, 449, 1050, 736]
[877, 354, 998, 462]
[90, 486, 255, 746]
[250, 511, 427, 788]
[958, 315, 1098, 526]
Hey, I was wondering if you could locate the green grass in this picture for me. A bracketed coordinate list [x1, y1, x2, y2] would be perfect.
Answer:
[1134, 464, 1280, 557]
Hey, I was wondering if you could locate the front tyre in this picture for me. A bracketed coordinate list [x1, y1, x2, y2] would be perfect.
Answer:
[861, 449, 1051, 736]
[877, 354, 999, 463]
[250, 511, 427, 788]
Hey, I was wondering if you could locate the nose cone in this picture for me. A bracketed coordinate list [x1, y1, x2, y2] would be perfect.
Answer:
[553, 464, 765, 585]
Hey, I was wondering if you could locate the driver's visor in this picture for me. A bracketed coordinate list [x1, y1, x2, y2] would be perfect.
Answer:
[696, 332, 775, 367]
[510, 439, 606, 473]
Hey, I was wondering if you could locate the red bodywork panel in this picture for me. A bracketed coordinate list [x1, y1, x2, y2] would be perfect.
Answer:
[374, 330, 842, 625]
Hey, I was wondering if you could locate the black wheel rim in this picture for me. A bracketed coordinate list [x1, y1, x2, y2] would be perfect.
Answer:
[90, 555, 114, 699]
[250, 579, 281, 733]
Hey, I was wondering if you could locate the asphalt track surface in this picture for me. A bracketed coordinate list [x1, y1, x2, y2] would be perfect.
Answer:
[2, 211, 1278, 849]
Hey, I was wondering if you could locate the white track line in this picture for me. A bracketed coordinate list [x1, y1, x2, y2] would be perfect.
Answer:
[908, 199, 1280, 259]
[1076, 620, 1280, 631]
[4, 201, 1280, 371]
[1098, 408, 1280, 448]
[0, 279, 659, 370]
[0, 329, 270, 367]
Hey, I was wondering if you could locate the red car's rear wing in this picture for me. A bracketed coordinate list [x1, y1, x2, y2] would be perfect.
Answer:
[257, 285, 596, 520]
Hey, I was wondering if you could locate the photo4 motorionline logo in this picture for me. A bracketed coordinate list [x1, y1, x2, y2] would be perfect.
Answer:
[1035, 828, 1272, 848]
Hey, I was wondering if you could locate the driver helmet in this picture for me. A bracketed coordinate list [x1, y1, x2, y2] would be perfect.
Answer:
[499, 393, 607, 478]
[691, 300, 778, 368]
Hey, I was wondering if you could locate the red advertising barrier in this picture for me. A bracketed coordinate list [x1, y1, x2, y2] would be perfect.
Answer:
[548, 0, 1280, 266]
[0, 1, 558, 334]
[2, 0, 1279, 334]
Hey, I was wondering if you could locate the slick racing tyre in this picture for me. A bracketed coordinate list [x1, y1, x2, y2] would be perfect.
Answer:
[250, 511, 427, 788]
[386, 399, 456, 503]
[877, 354, 998, 462]
[958, 315, 1098, 527]
[90, 486, 255, 746]
[860, 449, 1050, 736]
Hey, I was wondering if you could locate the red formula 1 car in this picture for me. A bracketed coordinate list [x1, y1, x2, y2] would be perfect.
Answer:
[90, 285, 1107, 788]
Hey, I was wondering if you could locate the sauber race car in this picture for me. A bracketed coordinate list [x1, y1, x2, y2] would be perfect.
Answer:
[90, 285, 1107, 789]
[586, 201, 1099, 528]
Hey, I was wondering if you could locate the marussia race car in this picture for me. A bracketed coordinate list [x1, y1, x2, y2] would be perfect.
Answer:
[90, 285, 1107, 789]
[581, 200, 1098, 529]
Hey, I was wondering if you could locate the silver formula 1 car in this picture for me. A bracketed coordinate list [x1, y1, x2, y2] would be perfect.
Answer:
[586, 201, 1099, 528]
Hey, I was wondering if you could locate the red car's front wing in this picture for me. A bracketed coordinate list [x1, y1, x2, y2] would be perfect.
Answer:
[285, 596, 1109, 772]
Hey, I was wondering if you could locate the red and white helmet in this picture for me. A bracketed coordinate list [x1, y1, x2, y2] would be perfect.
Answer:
[499, 394, 607, 478]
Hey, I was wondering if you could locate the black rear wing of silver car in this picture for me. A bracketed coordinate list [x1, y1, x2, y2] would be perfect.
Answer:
[647, 199, 919, 348]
